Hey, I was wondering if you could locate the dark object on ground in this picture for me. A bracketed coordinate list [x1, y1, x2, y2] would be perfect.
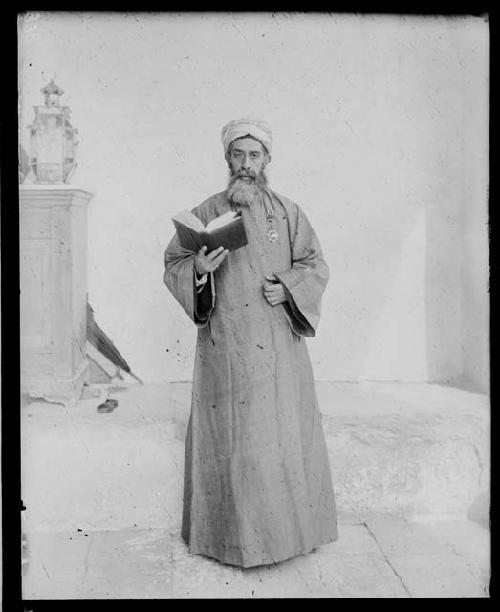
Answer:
[87, 302, 143, 384]
[97, 398, 119, 413]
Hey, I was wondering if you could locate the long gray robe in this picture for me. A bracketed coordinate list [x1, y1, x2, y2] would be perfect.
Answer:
[164, 188, 338, 568]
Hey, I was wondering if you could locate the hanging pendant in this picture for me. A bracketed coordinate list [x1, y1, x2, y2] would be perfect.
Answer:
[266, 209, 278, 243]
[267, 228, 279, 243]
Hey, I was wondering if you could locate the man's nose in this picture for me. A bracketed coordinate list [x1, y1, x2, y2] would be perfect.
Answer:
[242, 155, 252, 170]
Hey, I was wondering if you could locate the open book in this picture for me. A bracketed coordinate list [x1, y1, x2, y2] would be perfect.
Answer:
[172, 209, 248, 252]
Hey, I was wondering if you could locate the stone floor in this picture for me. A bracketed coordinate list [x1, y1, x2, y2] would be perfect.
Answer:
[21, 381, 490, 599]
[22, 515, 489, 599]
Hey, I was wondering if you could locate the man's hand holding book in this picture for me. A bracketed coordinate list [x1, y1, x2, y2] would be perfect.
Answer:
[194, 245, 228, 275]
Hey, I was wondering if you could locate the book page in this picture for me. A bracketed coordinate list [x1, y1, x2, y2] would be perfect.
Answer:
[172, 209, 205, 232]
[206, 210, 240, 233]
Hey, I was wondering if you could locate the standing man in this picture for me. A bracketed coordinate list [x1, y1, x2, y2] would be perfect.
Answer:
[164, 118, 338, 568]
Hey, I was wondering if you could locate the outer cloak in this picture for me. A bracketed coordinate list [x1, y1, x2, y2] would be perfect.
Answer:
[164, 188, 338, 568]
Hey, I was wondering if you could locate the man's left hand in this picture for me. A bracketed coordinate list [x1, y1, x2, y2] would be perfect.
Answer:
[262, 274, 287, 307]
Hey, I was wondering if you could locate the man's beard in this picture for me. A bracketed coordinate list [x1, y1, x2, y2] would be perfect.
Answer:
[227, 168, 268, 206]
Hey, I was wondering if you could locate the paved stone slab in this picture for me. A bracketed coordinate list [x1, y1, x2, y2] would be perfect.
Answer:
[363, 515, 455, 557]
[316, 524, 380, 555]
[169, 525, 383, 598]
[335, 511, 365, 525]
[22, 519, 489, 599]
[363, 515, 490, 597]
[413, 518, 490, 588]
[248, 550, 409, 598]
[170, 534, 408, 598]
[170, 538, 252, 598]
[22, 531, 92, 599]
[389, 553, 488, 598]
[23, 528, 175, 599]
[81, 528, 173, 598]
[290, 551, 409, 598]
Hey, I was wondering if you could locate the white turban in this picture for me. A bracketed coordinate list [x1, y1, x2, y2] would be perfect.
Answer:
[221, 118, 272, 155]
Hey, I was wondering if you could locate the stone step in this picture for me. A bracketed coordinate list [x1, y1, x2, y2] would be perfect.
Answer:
[316, 381, 490, 522]
[21, 381, 489, 533]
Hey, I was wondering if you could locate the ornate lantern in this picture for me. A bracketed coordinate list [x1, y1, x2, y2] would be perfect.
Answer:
[28, 80, 78, 184]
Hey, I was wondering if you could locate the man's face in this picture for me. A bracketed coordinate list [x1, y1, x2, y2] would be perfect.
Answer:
[227, 137, 269, 180]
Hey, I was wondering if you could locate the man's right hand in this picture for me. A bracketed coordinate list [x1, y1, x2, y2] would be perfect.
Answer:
[194, 245, 229, 275]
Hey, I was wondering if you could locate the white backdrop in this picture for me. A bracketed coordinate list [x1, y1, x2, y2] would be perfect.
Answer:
[18, 12, 489, 391]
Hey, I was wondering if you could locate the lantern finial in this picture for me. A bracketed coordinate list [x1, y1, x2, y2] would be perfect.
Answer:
[26, 81, 78, 184]
[41, 79, 65, 107]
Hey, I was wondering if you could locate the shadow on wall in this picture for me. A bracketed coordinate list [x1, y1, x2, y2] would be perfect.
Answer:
[353, 195, 488, 394]
[425, 193, 489, 395]
[425, 194, 463, 390]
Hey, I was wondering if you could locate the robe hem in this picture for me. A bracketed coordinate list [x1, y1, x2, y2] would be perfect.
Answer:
[182, 531, 339, 569]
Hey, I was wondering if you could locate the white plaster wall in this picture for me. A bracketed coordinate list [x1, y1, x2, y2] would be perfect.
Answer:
[18, 12, 489, 387]
[460, 25, 490, 395]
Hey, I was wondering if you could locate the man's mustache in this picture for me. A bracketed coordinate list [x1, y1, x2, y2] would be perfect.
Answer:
[227, 167, 268, 192]
[234, 171, 256, 180]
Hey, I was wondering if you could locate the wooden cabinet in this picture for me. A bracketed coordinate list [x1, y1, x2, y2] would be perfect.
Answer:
[20, 185, 93, 404]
